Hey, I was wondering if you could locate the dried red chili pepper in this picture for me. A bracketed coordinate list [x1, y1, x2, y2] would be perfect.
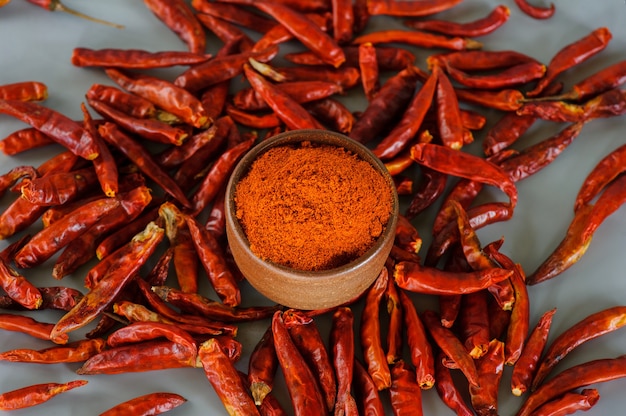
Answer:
[0, 99, 99, 160]
[25, 0, 123, 28]
[286, 45, 415, 70]
[106, 321, 197, 356]
[233, 81, 344, 112]
[95, 206, 159, 261]
[330, 306, 359, 415]
[19, 166, 98, 206]
[516, 354, 626, 416]
[548, 59, 626, 102]
[353, 29, 482, 51]
[0, 81, 48, 102]
[156, 124, 224, 170]
[411, 142, 518, 209]
[434, 350, 474, 416]
[305, 98, 355, 134]
[191, 0, 277, 33]
[398, 289, 435, 388]
[86, 84, 156, 120]
[367, 0, 463, 16]
[389, 360, 423, 415]
[574, 142, 626, 212]
[105, 68, 209, 129]
[468, 338, 505, 416]
[434, 64, 465, 150]
[225, 105, 281, 129]
[332, 0, 354, 44]
[0, 338, 106, 364]
[0, 313, 68, 344]
[143, 0, 205, 54]
[531, 305, 626, 391]
[51, 221, 164, 341]
[184, 215, 241, 306]
[455, 87, 524, 111]
[353, 358, 385, 415]
[350, 65, 422, 144]
[373, 69, 437, 160]
[0, 165, 36, 199]
[510, 308, 556, 396]
[98, 122, 191, 207]
[248, 325, 278, 406]
[457, 290, 490, 359]
[528, 171, 626, 285]
[72, 47, 210, 69]
[404, 4, 510, 37]
[528, 27, 612, 97]
[361, 267, 392, 390]
[282, 309, 336, 411]
[271, 311, 327, 414]
[243, 64, 324, 130]
[358, 42, 379, 101]
[532, 388, 599, 416]
[152, 285, 277, 322]
[0, 379, 88, 411]
[385, 276, 403, 365]
[514, 0, 555, 19]
[100, 392, 187, 416]
[428, 49, 540, 72]
[0, 257, 42, 310]
[0, 127, 55, 156]
[445, 60, 546, 90]
[77, 339, 197, 374]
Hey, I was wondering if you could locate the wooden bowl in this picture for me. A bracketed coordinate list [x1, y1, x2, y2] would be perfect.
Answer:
[225, 129, 399, 310]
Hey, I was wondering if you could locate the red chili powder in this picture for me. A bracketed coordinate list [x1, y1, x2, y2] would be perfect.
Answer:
[234, 141, 393, 271]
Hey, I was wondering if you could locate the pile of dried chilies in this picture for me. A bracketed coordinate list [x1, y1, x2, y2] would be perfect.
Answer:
[0, 0, 625, 414]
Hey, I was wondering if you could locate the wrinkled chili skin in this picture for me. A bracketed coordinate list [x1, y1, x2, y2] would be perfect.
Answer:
[99, 392, 187, 416]
[72, 47, 210, 69]
[514, 0, 555, 19]
[532, 388, 599, 416]
[248, 325, 278, 406]
[0, 380, 88, 411]
[389, 360, 423, 415]
[353, 358, 385, 416]
[144, 0, 206, 54]
[404, 4, 510, 37]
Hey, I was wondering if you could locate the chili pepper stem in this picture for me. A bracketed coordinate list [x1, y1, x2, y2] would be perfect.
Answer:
[50, 0, 125, 29]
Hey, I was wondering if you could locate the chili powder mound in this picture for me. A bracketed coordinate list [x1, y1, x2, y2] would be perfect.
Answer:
[234, 141, 393, 271]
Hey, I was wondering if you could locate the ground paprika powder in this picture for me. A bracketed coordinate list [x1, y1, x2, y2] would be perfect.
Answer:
[234, 141, 393, 271]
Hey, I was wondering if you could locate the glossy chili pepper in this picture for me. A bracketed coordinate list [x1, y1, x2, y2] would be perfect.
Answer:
[72, 47, 210, 69]
[411, 142, 518, 209]
[353, 29, 482, 51]
[25, 0, 123, 27]
[574, 142, 626, 212]
[184, 215, 241, 306]
[531, 305, 626, 391]
[353, 358, 385, 415]
[397, 289, 435, 388]
[233, 81, 344, 112]
[499, 122, 584, 183]
[86, 84, 156, 120]
[0, 257, 41, 310]
[197, 11, 254, 48]
[225, 105, 280, 129]
[0, 81, 48, 101]
[272, 311, 327, 414]
[528, 27, 612, 97]
[269, 64, 362, 89]
[332, 0, 353, 44]
[0, 313, 68, 344]
[190, 136, 255, 215]
[0, 165, 36, 198]
[457, 291, 490, 359]
[394, 214, 422, 254]
[100, 392, 187, 416]
[434, 350, 474, 416]
[174, 46, 277, 92]
[548, 59, 626, 102]
[532, 388, 599, 416]
[514, 0, 555, 19]
[247, 325, 278, 406]
[331, 306, 359, 415]
[523, 88, 626, 122]
[404, 4, 510, 37]
[0, 379, 88, 411]
[455, 87, 524, 111]
[305, 98, 355, 133]
[77, 339, 197, 375]
[0, 285, 81, 312]
[222, 0, 346, 67]
[528, 171, 626, 285]
[361, 267, 392, 390]
[372, 69, 437, 160]
[422, 309, 480, 387]
[510, 308, 556, 396]
[106, 321, 197, 356]
[434, 64, 466, 150]
[191, 0, 277, 33]
[468, 338, 505, 416]
[105, 68, 209, 129]
[357, 42, 379, 100]
[19, 166, 98, 206]
[143, 0, 205, 54]
[385, 275, 403, 365]
[51, 221, 164, 341]
[349, 65, 422, 144]
[156, 203, 197, 293]
[389, 360, 423, 415]
[432, 178, 483, 237]
[243, 64, 324, 130]
[0, 127, 55, 155]
[282, 309, 336, 411]
[0, 338, 106, 364]
[0, 99, 99, 160]
[156, 124, 224, 171]
[395, 260, 513, 295]
[446, 60, 546, 90]
[285, 45, 415, 71]
[367, 0, 463, 16]
[516, 354, 626, 416]
[428, 49, 539, 72]
[94, 206, 159, 261]
[98, 122, 191, 208]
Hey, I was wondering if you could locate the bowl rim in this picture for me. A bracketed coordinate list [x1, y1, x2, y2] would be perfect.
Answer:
[225, 128, 399, 281]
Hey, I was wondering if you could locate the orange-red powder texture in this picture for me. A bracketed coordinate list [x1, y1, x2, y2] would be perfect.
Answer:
[234, 141, 392, 271]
